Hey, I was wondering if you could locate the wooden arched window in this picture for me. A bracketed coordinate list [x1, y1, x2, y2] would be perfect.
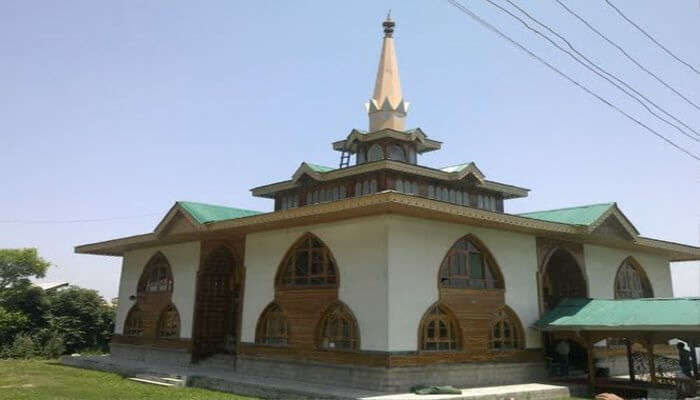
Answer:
[157, 304, 180, 338]
[138, 252, 173, 294]
[614, 257, 653, 299]
[419, 304, 461, 351]
[438, 235, 503, 289]
[490, 307, 523, 351]
[367, 144, 384, 162]
[317, 302, 359, 350]
[277, 233, 338, 289]
[255, 303, 289, 345]
[388, 144, 406, 162]
[124, 306, 144, 337]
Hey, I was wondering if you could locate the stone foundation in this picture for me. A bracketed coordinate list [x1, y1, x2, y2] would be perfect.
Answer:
[109, 342, 192, 367]
[235, 355, 548, 392]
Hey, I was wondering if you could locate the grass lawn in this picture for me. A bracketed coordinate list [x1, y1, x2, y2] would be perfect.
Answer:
[0, 359, 255, 400]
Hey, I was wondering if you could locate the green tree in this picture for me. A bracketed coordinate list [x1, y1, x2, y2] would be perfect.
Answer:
[46, 287, 114, 353]
[0, 248, 50, 291]
[0, 306, 29, 345]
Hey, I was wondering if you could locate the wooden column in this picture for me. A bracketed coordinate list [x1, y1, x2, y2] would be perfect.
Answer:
[586, 334, 596, 392]
[648, 340, 657, 385]
[625, 338, 635, 382]
[690, 340, 699, 379]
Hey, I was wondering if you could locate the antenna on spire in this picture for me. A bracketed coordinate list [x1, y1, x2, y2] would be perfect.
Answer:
[383, 11, 395, 37]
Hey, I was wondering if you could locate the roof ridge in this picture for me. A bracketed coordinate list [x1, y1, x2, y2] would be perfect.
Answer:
[441, 162, 473, 169]
[518, 202, 615, 215]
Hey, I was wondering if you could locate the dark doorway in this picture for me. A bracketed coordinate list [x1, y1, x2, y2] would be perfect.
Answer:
[541, 248, 587, 312]
[193, 246, 241, 360]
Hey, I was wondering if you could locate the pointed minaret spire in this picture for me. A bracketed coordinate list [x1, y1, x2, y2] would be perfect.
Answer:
[366, 14, 409, 132]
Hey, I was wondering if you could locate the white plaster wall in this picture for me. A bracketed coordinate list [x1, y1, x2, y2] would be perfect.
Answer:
[386, 215, 541, 351]
[114, 241, 200, 338]
[584, 244, 673, 299]
[241, 216, 389, 351]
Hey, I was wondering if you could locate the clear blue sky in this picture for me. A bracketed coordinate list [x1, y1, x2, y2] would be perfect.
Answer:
[2, 0, 698, 299]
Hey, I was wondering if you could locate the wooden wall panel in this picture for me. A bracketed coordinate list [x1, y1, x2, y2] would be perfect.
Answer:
[275, 288, 338, 349]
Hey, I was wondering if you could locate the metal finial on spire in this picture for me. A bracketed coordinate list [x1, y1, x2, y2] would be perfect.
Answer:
[382, 12, 395, 37]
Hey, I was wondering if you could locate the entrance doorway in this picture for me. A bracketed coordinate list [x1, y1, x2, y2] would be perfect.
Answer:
[541, 248, 587, 312]
[193, 245, 242, 360]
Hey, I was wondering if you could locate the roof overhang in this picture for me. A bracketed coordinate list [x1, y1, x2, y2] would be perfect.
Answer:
[76, 191, 700, 260]
[332, 128, 442, 154]
[250, 160, 528, 199]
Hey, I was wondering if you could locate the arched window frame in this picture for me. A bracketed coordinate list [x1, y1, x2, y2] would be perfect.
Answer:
[418, 303, 461, 352]
[255, 302, 290, 346]
[275, 233, 339, 289]
[614, 257, 653, 299]
[316, 301, 360, 351]
[157, 304, 181, 339]
[367, 144, 384, 162]
[438, 235, 504, 289]
[124, 305, 144, 337]
[489, 306, 524, 351]
[388, 144, 406, 162]
[137, 252, 174, 294]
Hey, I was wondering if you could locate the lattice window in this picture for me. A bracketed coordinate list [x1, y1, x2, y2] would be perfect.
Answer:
[367, 144, 384, 162]
[615, 258, 653, 299]
[490, 308, 521, 350]
[124, 306, 144, 336]
[318, 303, 359, 350]
[278, 234, 338, 288]
[439, 236, 502, 289]
[158, 304, 180, 338]
[420, 304, 460, 351]
[256, 303, 289, 345]
[138, 252, 173, 294]
[388, 144, 406, 162]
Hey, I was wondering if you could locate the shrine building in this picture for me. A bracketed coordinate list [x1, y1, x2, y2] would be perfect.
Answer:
[75, 17, 700, 392]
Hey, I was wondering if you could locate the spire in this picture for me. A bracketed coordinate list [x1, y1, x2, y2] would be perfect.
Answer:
[366, 14, 409, 132]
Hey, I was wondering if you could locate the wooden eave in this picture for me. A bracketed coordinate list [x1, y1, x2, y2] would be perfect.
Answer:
[250, 160, 529, 199]
[75, 191, 700, 261]
[332, 128, 442, 154]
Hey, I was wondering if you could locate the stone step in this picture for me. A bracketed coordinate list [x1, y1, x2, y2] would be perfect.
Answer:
[130, 374, 186, 388]
[127, 377, 176, 388]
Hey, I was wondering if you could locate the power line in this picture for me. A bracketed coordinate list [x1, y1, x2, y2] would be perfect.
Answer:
[0, 213, 160, 224]
[555, 0, 700, 111]
[444, 0, 700, 161]
[483, 0, 700, 143]
[604, 0, 700, 76]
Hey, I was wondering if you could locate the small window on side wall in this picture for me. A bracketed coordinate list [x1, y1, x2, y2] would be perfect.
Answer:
[277, 233, 339, 288]
[124, 306, 144, 337]
[318, 302, 359, 350]
[367, 144, 384, 162]
[256, 303, 289, 345]
[419, 304, 460, 351]
[490, 307, 522, 351]
[439, 236, 503, 289]
[158, 304, 180, 338]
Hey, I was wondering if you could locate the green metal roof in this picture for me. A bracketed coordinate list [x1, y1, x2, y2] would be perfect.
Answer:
[177, 201, 263, 224]
[518, 203, 614, 226]
[305, 163, 335, 173]
[535, 298, 700, 331]
[441, 163, 472, 173]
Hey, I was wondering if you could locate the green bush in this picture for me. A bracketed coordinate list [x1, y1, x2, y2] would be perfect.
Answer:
[0, 306, 29, 345]
[3, 333, 37, 359]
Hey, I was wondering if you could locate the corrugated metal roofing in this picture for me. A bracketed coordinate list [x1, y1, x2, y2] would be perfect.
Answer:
[305, 163, 335, 173]
[441, 163, 472, 173]
[178, 201, 263, 224]
[535, 297, 700, 330]
[518, 203, 614, 226]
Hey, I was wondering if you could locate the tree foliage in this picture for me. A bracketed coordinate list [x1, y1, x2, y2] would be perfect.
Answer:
[0, 248, 114, 358]
[0, 248, 50, 291]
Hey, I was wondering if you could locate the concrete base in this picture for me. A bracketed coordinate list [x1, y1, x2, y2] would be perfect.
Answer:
[109, 342, 191, 367]
[236, 356, 549, 392]
[60, 355, 574, 400]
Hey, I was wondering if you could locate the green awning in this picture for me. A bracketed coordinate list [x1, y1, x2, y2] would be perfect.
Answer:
[534, 298, 700, 331]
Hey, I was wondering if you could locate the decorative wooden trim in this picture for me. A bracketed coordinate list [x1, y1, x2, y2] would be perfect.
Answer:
[111, 334, 192, 350]
[76, 191, 700, 262]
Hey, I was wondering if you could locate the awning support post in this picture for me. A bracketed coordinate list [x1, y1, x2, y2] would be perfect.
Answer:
[648, 339, 657, 386]
[625, 338, 635, 382]
[690, 340, 698, 379]
[586, 334, 596, 393]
